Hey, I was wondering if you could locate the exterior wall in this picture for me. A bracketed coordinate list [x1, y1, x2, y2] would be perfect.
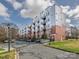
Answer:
[55, 25, 65, 41]
[54, 5, 66, 41]
[32, 1, 66, 41]
[51, 25, 66, 41]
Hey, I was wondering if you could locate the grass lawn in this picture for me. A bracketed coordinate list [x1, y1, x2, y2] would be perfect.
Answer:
[48, 40, 79, 54]
[0, 48, 5, 53]
[0, 49, 4, 51]
[0, 50, 16, 59]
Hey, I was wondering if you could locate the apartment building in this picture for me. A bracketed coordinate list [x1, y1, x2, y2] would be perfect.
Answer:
[31, 1, 66, 41]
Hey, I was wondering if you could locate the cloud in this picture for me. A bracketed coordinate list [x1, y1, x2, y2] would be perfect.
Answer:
[26, 0, 51, 9]
[67, 5, 79, 19]
[20, 9, 35, 18]
[6, 0, 16, 3]
[20, 0, 54, 18]
[69, 24, 74, 27]
[7, 0, 54, 18]
[13, 1, 22, 10]
[61, 5, 79, 20]
[74, 14, 79, 19]
[0, 3, 10, 17]
[4, 17, 11, 21]
[66, 19, 71, 23]
[7, 0, 22, 10]
[60, 5, 70, 14]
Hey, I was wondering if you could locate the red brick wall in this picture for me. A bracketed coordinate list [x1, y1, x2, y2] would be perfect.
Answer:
[51, 25, 66, 41]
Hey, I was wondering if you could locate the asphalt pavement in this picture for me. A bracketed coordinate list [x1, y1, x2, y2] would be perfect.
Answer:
[1, 41, 79, 59]
[18, 44, 79, 59]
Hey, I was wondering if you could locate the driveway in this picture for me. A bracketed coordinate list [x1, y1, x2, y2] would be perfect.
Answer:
[19, 44, 79, 59]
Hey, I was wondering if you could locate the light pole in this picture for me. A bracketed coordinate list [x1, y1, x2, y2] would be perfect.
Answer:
[1, 23, 18, 52]
[7, 23, 11, 52]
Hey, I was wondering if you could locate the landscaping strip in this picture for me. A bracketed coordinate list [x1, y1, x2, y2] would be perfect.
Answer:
[46, 40, 79, 54]
[0, 49, 16, 59]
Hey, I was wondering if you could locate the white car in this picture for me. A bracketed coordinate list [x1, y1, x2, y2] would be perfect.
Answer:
[4, 39, 15, 43]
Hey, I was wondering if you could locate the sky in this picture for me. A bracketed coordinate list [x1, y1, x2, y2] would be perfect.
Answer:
[0, 0, 79, 27]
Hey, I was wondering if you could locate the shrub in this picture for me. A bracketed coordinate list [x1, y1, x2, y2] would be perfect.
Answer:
[41, 34, 48, 39]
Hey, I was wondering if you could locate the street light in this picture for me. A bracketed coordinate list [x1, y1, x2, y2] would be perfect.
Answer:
[7, 23, 11, 52]
[1, 22, 18, 52]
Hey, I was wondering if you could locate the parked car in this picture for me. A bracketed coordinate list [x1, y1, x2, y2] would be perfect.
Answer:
[4, 39, 15, 43]
[35, 39, 41, 43]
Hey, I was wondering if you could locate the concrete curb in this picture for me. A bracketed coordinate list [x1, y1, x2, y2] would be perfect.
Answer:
[15, 44, 27, 59]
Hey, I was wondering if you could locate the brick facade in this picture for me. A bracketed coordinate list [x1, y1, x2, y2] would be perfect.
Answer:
[51, 25, 66, 41]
